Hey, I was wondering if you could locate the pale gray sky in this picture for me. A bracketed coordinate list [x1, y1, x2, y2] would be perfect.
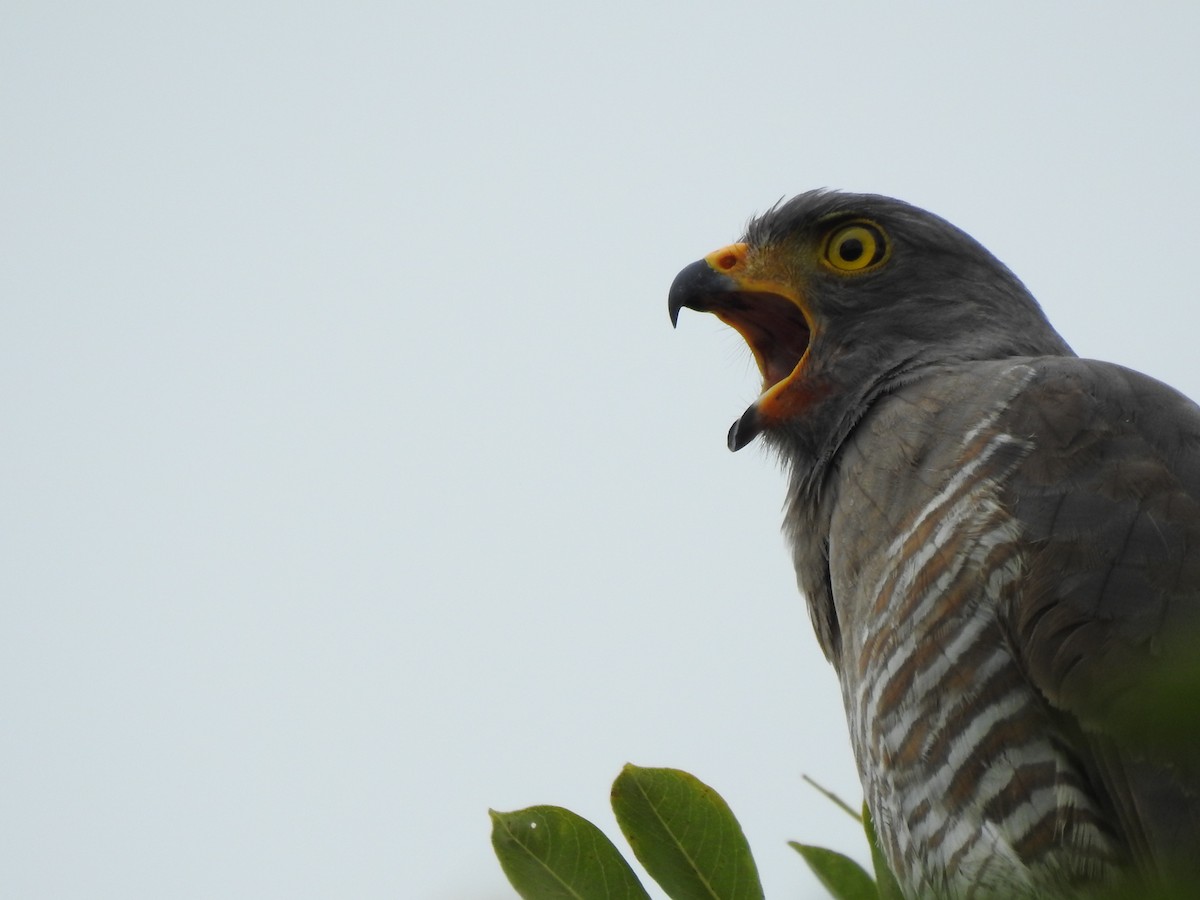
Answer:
[4, 3, 1199, 898]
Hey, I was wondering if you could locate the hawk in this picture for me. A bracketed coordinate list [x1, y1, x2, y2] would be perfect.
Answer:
[669, 191, 1200, 898]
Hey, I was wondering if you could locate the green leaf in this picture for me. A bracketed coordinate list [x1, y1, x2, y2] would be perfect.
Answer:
[1107, 650, 1200, 747]
[610, 764, 764, 900]
[788, 843, 878, 900]
[490, 805, 651, 900]
[861, 804, 904, 900]
[801, 775, 862, 824]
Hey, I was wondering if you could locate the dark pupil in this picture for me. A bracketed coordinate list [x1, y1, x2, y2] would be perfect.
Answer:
[839, 237, 864, 262]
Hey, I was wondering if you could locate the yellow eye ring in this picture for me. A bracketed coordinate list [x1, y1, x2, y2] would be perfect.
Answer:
[822, 221, 888, 273]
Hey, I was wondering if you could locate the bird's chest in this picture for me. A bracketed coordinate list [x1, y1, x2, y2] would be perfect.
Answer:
[820, 386, 1118, 896]
[834, 492, 1056, 896]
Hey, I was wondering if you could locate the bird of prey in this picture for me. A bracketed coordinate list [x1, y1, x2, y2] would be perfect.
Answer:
[668, 191, 1200, 898]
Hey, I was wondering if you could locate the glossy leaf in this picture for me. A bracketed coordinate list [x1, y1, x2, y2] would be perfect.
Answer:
[610, 764, 763, 900]
[861, 803, 904, 900]
[789, 842, 878, 900]
[490, 805, 651, 900]
[801, 775, 862, 823]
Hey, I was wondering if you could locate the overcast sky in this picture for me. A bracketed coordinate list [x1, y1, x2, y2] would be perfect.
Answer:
[4, 4, 1200, 898]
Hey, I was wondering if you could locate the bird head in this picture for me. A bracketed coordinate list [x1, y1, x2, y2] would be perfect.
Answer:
[669, 190, 1072, 459]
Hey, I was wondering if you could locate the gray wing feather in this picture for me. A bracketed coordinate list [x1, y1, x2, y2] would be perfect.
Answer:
[1000, 358, 1200, 883]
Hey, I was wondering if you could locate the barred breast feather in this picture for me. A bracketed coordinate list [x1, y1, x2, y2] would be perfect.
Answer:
[820, 362, 1125, 898]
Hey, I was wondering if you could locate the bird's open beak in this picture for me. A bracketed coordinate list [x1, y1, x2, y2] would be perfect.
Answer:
[669, 243, 815, 451]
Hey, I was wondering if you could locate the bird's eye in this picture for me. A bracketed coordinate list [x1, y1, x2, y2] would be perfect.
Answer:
[822, 222, 888, 273]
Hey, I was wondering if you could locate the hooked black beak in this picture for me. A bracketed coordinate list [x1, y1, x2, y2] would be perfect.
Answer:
[668, 258, 737, 328]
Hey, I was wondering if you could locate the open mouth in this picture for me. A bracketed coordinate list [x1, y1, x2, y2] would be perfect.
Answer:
[669, 253, 816, 450]
[712, 291, 812, 392]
